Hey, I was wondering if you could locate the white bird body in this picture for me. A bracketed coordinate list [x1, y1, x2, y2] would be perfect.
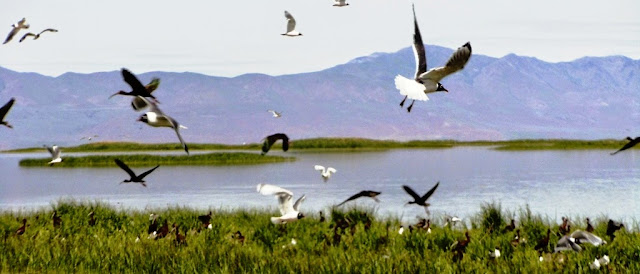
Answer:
[282, 11, 302, 36]
[314, 165, 337, 182]
[268, 110, 282, 118]
[333, 0, 349, 7]
[570, 230, 607, 246]
[489, 248, 501, 259]
[136, 96, 189, 154]
[45, 145, 62, 165]
[256, 183, 305, 224]
[3, 18, 29, 44]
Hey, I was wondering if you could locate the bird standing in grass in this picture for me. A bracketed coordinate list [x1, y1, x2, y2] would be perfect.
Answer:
[451, 231, 470, 262]
[16, 219, 27, 236]
[52, 211, 62, 229]
[606, 219, 624, 240]
[535, 229, 551, 254]
[0, 98, 15, 129]
[88, 212, 96, 226]
[155, 220, 169, 240]
[198, 211, 212, 228]
[586, 218, 594, 233]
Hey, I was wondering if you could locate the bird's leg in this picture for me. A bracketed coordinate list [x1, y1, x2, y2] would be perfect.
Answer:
[407, 100, 415, 112]
[399, 95, 408, 107]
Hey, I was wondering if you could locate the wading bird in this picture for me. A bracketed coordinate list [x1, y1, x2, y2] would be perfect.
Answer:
[395, 5, 471, 112]
[314, 165, 337, 182]
[282, 11, 302, 36]
[0, 98, 15, 128]
[336, 190, 381, 206]
[136, 96, 189, 155]
[3, 18, 29, 44]
[114, 159, 159, 187]
[18, 28, 57, 42]
[610, 137, 640, 155]
[256, 183, 306, 224]
[261, 133, 289, 155]
[402, 182, 439, 214]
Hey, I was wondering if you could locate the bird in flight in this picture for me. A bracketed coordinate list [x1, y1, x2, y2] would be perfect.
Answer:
[136, 96, 189, 155]
[402, 182, 440, 214]
[19, 28, 58, 42]
[610, 137, 640, 155]
[261, 133, 290, 155]
[395, 4, 471, 112]
[333, 0, 349, 7]
[109, 68, 158, 101]
[314, 165, 337, 182]
[0, 98, 16, 129]
[114, 159, 159, 187]
[256, 183, 306, 224]
[282, 11, 302, 36]
[336, 190, 381, 207]
[267, 110, 282, 118]
[3, 18, 29, 44]
[44, 145, 63, 166]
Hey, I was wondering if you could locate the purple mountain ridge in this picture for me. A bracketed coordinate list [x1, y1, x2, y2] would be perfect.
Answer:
[0, 45, 639, 149]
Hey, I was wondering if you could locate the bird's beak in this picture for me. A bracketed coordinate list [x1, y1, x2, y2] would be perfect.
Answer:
[108, 92, 119, 99]
[444, 88, 449, 93]
[136, 117, 143, 122]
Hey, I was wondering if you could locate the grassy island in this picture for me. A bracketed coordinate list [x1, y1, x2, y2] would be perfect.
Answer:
[0, 201, 637, 272]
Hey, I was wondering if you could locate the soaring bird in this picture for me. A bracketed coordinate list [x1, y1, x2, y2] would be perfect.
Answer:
[131, 78, 160, 111]
[44, 145, 62, 165]
[336, 190, 381, 206]
[267, 110, 282, 118]
[333, 0, 349, 7]
[282, 11, 302, 36]
[256, 183, 306, 224]
[114, 159, 159, 187]
[3, 18, 29, 44]
[136, 96, 189, 155]
[395, 5, 471, 112]
[610, 137, 640, 155]
[80, 135, 99, 141]
[314, 165, 337, 182]
[18, 28, 58, 42]
[109, 69, 158, 100]
[402, 182, 440, 214]
[261, 133, 289, 155]
[0, 98, 15, 128]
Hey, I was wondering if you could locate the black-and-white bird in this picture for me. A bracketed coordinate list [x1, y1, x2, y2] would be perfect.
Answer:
[261, 133, 290, 155]
[554, 235, 582, 252]
[611, 137, 640, 155]
[256, 183, 305, 224]
[3, 18, 29, 44]
[0, 98, 15, 129]
[136, 96, 189, 155]
[44, 145, 62, 165]
[336, 190, 381, 207]
[80, 135, 99, 141]
[114, 159, 159, 187]
[333, 0, 349, 7]
[131, 78, 160, 111]
[18, 28, 58, 42]
[282, 11, 302, 36]
[395, 5, 471, 112]
[402, 182, 439, 214]
[314, 165, 337, 182]
[268, 110, 282, 118]
[109, 69, 158, 100]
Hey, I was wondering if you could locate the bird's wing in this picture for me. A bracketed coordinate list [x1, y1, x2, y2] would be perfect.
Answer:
[422, 181, 440, 201]
[0, 98, 15, 120]
[38, 28, 58, 35]
[51, 146, 61, 159]
[18, 32, 35, 42]
[172, 123, 189, 155]
[145, 78, 160, 93]
[394, 75, 430, 101]
[570, 231, 605, 246]
[412, 4, 427, 79]
[3, 27, 20, 44]
[337, 191, 365, 207]
[292, 194, 306, 211]
[18, 18, 27, 26]
[327, 167, 337, 174]
[256, 183, 294, 196]
[136, 96, 164, 115]
[121, 69, 148, 94]
[138, 165, 160, 180]
[114, 159, 137, 178]
[420, 42, 471, 82]
[314, 165, 326, 172]
[280, 134, 289, 151]
[284, 11, 296, 33]
[402, 185, 422, 201]
[276, 192, 294, 215]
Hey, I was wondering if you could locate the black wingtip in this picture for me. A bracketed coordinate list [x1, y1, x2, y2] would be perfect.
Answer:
[463, 42, 472, 52]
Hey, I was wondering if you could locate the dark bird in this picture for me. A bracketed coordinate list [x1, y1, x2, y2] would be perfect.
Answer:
[610, 137, 640, 155]
[402, 182, 439, 214]
[261, 133, 290, 155]
[606, 219, 624, 240]
[395, 5, 471, 112]
[559, 217, 571, 235]
[319, 211, 325, 223]
[586, 218, 594, 233]
[114, 159, 159, 187]
[198, 211, 212, 228]
[173, 224, 187, 246]
[232, 230, 245, 244]
[504, 219, 516, 232]
[336, 190, 381, 207]
[510, 229, 522, 247]
[52, 210, 62, 229]
[148, 214, 158, 235]
[136, 96, 189, 155]
[88, 211, 96, 226]
[155, 220, 169, 240]
[131, 78, 160, 111]
[535, 229, 551, 253]
[0, 98, 15, 128]
[109, 68, 157, 100]
[18, 28, 58, 42]
[16, 218, 27, 236]
[451, 231, 470, 262]
[3, 18, 29, 44]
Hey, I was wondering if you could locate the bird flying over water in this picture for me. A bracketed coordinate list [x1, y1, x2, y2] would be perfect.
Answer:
[114, 159, 159, 187]
[0, 98, 16, 129]
[282, 11, 302, 36]
[256, 183, 306, 224]
[19, 28, 58, 42]
[403, 182, 440, 214]
[3, 18, 29, 44]
[610, 137, 640, 155]
[131, 78, 160, 111]
[109, 69, 158, 100]
[314, 165, 337, 182]
[395, 4, 471, 112]
[336, 190, 381, 207]
[136, 96, 189, 155]
[44, 145, 62, 166]
[261, 133, 289, 155]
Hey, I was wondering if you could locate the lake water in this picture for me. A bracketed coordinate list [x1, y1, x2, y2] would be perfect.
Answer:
[1, 148, 638, 225]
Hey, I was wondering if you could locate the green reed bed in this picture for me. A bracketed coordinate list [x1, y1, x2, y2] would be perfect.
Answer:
[1, 201, 638, 272]
[18, 152, 295, 167]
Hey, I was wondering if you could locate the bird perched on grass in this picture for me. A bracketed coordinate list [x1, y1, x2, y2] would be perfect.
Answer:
[3, 18, 29, 44]
[51, 211, 62, 229]
[198, 211, 213, 228]
[256, 183, 305, 224]
[18, 28, 58, 42]
[451, 231, 470, 262]
[606, 219, 624, 240]
[402, 182, 439, 214]
[88, 212, 96, 226]
[114, 159, 159, 187]
[16, 218, 27, 236]
[0, 98, 15, 129]
[336, 190, 381, 206]
[261, 133, 290, 155]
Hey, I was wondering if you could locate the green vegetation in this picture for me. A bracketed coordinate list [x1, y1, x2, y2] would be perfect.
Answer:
[18, 152, 295, 167]
[3, 138, 632, 154]
[1, 201, 638, 272]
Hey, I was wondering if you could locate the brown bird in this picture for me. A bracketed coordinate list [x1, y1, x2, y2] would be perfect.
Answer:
[198, 211, 212, 228]
[0, 98, 15, 129]
[51, 211, 62, 229]
[319, 211, 325, 223]
[504, 219, 516, 232]
[88, 211, 96, 226]
[16, 218, 27, 236]
[336, 190, 381, 207]
[155, 220, 169, 240]
[559, 217, 571, 235]
[114, 159, 159, 187]
[451, 231, 471, 262]
[402, 182, 439, 214]
[535, 229, 551, 253]
[261, 133, 290, 155]
[510, 229, 521, 247]
[232, 231, 245, 244]
[109, 68, 158, 100]
[606, 219, 624, 240]
[586, 218, 594, 233]
[174, 224, 187, 246]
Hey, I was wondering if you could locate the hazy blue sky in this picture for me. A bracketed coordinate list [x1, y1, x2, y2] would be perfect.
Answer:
[1, 0, 638, 77]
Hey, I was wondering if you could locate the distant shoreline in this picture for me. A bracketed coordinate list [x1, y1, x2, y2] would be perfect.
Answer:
[2, 138, 631, 154]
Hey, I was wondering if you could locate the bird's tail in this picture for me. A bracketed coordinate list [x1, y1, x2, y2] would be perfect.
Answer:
[179, 125, 188, 129]
[394, 75, 429, 101]
[270, 217, 282, 224]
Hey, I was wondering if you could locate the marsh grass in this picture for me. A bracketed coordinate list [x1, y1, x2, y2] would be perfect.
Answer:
[18, 152, 295, 167]
[1, 201, 638, 272]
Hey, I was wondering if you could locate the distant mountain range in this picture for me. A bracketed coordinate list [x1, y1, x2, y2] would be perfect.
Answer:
[0, 45, 639, 149]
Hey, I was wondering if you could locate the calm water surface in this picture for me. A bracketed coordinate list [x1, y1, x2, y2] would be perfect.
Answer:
[1, 148, 638, 224]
